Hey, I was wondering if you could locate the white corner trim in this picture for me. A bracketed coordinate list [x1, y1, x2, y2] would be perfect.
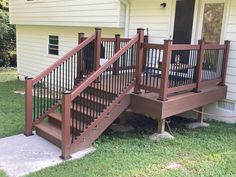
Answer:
[119, 0, 130, 37]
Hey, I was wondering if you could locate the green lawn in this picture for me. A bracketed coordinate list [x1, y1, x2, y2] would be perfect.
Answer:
[0, 68, 24, 138]
[0, 69, 236, 177]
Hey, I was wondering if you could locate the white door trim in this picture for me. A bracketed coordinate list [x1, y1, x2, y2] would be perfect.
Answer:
[190, 0, 200, 44]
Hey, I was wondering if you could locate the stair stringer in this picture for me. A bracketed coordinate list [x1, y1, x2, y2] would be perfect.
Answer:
[69, 84, 133, 154]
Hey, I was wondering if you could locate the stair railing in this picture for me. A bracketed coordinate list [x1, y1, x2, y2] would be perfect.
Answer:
[25, 28, 102, 136]
[60, 29, 144, 159]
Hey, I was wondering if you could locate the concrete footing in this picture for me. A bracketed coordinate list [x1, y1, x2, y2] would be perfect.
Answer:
[149, 131, 174, 141]
[185, 122, 210, 129]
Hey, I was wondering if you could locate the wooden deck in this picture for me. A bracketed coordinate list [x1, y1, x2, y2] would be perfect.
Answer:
[25, 28, 230, 159]
[131, 85, 227, 119]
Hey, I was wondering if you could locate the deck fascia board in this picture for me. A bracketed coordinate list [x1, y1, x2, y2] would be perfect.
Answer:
[130, 86, 227, 119]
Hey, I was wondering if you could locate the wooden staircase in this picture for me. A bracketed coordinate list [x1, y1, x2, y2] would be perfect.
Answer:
[35, 86, 118, 149]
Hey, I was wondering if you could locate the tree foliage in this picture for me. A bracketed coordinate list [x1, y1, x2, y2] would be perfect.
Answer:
[0, 0, 16, 67]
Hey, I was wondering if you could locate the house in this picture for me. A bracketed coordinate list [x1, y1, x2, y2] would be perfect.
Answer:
[9, 0, 236, 158]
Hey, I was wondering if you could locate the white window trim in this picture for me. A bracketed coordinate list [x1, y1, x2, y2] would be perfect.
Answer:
[47, 35, 60, 57]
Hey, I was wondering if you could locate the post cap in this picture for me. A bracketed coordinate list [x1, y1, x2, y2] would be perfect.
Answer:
[198, 39, 204, 44]
[137, 28, 145, 31]
[63, 90, 71, 95]
[25, 76, 32, 80]
[95, 28, 102, 31]
[115, 34, 121, 37]
[164, 40, 172, 44]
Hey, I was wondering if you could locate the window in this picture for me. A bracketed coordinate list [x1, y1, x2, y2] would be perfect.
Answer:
[48, 35, 59, 55]
[201, 3, 225, 44]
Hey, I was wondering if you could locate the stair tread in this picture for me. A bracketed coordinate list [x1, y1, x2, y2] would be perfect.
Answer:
[35, 122, 62, 141]
[86, 86, 118, 96]
[47, 112, 62, 121]
[78, 92, 113, 105]
[72, 104, 99, 116]
[88, 75, 132, 93]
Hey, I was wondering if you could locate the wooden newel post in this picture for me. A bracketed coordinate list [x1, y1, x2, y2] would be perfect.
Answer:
[24, 77, 33, 136]
[113, 34, 120, 75]
[94, 28, 102, 71]
[78, 33, 85, 44]
[142, 35, 149, 71]
[61, 91, 72, 160]
[219, 40, 230, 86]
[77, 33, 85, 81]
[134, 28, 145, 94]
[159, 40, 172, 101]
[194, 40, 205, 92]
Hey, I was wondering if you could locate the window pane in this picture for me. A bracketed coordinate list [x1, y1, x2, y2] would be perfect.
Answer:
[201, 3, 224, 44]
[49, 35, 59, 45]
[49, 39, 58, 45]
[49, 49, 59, 55]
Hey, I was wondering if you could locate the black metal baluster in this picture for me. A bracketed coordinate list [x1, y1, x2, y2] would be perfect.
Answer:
[33, 85, 36, 121]
[53, 70, 56, 104]
[43, 77, 46, 113]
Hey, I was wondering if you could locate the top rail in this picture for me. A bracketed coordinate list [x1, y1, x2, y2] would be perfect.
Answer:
[32, 34, 96, 85]
[70, 34, 139, 100]
[169, 44, 200, 51]
[203, 44, 226, 50]
[143, 43, 164, 50]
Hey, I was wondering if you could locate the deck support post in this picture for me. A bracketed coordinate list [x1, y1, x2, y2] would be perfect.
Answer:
[113, 34, 121, 75]
[134, 28, 145, 94]
[77, 33, 85, 82]
[61, 91, 72, 160]
[219, 40, 230, 86]
[157, 119, 165, 134]
[24, 77, 33, 136]
[94, 28, 102, 71]
[194, 40, 205, 92]
[197, 107, 204, 124]
[159, 40, 172, 101]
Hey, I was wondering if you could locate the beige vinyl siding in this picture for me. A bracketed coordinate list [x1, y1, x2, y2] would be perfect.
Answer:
[10, 0, 125, 28]
[225, 0, 236, 100]
[128, 0, 173, 43]
[16, 25, 124, 79]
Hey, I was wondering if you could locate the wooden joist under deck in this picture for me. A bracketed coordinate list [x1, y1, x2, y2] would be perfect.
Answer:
[130, 85, 227, 119]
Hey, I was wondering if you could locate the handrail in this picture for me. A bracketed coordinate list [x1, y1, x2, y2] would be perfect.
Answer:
[33, 34, 96, 85]
[71, 34, 139, 100]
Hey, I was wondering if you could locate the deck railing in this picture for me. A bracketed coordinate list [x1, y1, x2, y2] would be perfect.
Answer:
[80, 35, 130, 60]
[24, 29, 102, 136]
[139, 40, 230, 100]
